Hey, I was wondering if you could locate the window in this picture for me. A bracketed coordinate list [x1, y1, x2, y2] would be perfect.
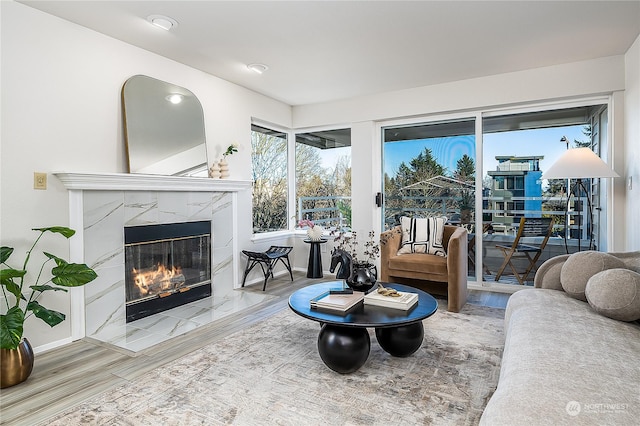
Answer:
[382, 119, 476, 229]
[251, 124, 288, 233]
[295, 128, 351, 230]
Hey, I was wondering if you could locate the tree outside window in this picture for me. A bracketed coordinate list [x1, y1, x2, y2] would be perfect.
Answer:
[251, 124, 288, 233]
[295, 129, 351, 230]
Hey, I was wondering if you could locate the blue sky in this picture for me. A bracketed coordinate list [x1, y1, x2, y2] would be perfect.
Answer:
[383, 124, 588, 181]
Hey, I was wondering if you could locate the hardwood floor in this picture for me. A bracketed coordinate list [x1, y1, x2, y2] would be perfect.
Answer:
[0, 273, 510, 426]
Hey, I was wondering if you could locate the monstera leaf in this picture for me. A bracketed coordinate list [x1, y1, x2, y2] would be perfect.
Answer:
[0, 227, 97, 350]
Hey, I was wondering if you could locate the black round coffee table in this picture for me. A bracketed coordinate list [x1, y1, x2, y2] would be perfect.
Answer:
[288, 282, 438, 374]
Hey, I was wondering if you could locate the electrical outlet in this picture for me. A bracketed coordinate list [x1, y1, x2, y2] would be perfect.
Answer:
[34, 172, 47, 190]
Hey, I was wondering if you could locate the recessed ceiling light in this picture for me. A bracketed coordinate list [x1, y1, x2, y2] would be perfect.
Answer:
[165, 94, 183, 104]
[247, 63, 269, 74]
[147, 14, 178, 31]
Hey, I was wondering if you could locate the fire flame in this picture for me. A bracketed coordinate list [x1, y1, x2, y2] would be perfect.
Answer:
[132, 263, 184, 296]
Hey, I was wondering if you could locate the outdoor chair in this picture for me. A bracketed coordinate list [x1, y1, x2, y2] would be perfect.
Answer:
[241, 246, 293, 291]
[494, 217, 554, 284]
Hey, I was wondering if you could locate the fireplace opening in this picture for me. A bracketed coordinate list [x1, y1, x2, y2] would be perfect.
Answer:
[124, 221, 212, 322]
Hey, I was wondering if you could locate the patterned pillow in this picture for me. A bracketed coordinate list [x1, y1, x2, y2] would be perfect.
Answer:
[397, 216, 447, 256]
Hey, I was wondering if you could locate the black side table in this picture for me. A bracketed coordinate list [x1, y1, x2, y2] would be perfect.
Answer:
[303, 239, 328, 278]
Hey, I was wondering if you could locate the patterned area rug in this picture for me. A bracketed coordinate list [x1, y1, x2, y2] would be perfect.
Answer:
[45, 302, 504, 425]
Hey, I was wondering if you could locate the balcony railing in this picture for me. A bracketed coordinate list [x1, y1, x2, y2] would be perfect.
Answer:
[298, 193, 593, 285]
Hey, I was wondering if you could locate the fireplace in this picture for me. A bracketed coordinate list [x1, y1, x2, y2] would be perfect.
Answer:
[124, 221, 212, 322]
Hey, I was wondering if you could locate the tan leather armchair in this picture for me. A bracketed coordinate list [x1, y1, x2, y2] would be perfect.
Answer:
[380, 225, 468, 312]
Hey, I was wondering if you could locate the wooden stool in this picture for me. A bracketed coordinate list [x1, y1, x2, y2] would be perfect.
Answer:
[241, 246, 293, 291]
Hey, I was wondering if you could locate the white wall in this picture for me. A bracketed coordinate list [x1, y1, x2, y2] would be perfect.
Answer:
[624, 34, 640, 251]
[292, 56, 625, 128]
[0, 2, 291, 350]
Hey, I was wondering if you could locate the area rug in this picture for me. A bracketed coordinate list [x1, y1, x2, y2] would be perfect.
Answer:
[44, 302, 504, 425]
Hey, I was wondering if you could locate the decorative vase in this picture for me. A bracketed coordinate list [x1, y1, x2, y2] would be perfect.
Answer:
[1, 338, 34, 389]
[346, 262, 377, 292]
[219, 158, 230, 179]
[306, 225, 324, 241]
[208, 162, 221, 178]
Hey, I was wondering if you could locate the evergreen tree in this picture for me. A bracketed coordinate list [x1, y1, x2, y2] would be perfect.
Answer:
[454, 154, 475, 182]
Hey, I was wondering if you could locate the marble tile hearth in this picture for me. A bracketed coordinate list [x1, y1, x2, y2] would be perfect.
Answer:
[94, 286, 276, 353]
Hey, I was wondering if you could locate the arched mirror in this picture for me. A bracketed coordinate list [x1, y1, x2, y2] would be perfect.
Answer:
[122, 75, 208, 176]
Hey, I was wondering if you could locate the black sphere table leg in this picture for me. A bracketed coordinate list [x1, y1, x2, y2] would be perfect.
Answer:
[317, 324, 370, 374]
[375, 322, 424, 357]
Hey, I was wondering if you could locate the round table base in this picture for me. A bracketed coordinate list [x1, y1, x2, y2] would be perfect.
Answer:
[375, 322, 424, 357]
[317, 324, 370, 374]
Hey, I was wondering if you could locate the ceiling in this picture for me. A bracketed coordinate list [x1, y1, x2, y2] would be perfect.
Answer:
[18, 1, 640, 106]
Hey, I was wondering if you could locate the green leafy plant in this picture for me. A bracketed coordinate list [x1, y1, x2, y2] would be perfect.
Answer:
[0, 227, 97, 350]
[223, 143, 239, 158]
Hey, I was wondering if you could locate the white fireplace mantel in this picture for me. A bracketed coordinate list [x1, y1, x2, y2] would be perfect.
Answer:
[54, 172, 252, 192]
[55, 172, 249, 350]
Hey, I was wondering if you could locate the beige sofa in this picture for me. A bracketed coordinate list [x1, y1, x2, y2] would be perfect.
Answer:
[480, 251, 640, 425]
[380, 225, 468, 312]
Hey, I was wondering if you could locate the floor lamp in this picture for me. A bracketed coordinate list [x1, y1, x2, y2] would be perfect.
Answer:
[542, 148, 619, 253]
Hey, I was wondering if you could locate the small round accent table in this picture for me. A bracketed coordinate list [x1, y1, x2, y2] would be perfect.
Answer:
[303, 238, 327, 278]
[288, 282, 438, 374]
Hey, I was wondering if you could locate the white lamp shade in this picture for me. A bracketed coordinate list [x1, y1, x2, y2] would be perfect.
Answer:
[542, 147, 619, 179]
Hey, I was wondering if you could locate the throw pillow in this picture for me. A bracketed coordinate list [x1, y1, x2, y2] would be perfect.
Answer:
[585, 268, 640, 322]
[397, 216, 447, 256]
[560, 251, 626, 301]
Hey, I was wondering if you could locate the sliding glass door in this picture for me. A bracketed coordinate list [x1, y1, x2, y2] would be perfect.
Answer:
[381, 102, 611, 287]
[482, 105, 608, 286]
[382, 118, 478, 277]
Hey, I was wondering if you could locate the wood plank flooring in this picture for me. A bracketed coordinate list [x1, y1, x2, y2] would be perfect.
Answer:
[0, 273, 510, 426]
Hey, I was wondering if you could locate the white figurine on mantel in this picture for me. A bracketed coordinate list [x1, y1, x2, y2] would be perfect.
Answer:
[218, 158, 230, 179]
[208, 162, 221, 178]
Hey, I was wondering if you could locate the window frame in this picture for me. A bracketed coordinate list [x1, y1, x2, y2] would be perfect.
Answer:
[250, 119, 293, 238]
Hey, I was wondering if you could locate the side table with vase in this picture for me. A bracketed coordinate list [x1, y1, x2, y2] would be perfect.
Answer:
[304, 238, 327, 278]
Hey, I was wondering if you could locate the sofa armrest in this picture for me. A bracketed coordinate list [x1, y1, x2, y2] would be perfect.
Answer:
[446, 226, 468, 312]
[533, 254, 570, 290]
[380, 227, 402, 281]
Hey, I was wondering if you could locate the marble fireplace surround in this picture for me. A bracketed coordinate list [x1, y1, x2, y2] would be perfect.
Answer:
[55, 172, 251, 350]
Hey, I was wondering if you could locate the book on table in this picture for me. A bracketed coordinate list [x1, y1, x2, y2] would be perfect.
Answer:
[310, 291, 364, 312]
[364, 289, 418, 310]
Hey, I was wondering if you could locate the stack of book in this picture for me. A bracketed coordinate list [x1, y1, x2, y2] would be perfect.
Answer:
[310, 291, 364, 313]
[364, 289, 418, 310]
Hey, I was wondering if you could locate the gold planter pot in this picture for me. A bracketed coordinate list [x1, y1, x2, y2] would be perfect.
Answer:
[1, 338, 34, 388]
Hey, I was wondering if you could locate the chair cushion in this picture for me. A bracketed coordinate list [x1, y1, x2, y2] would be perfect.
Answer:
[560, 251, 626, 301]
[585, 268, 640, 322]
[397, 216, 447, 256]
[387, 252, 448, 275]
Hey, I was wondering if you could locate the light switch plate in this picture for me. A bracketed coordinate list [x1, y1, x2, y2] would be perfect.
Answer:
[34, 172, 47, 190]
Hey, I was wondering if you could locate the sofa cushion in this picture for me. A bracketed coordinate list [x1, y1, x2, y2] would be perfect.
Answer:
[585, 268, 640, 322]
[560, 251, 626, 301]
[387, 252, 448, 276]
[397, 216, 447, 256]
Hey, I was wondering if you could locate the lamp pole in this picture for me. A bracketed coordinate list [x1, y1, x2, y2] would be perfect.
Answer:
[560, 137, 571, 245]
